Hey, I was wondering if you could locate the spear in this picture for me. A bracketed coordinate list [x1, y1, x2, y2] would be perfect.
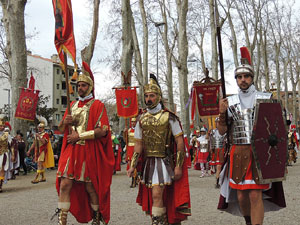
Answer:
[215, 0, 226, 98]
[215, 0, 230, 184]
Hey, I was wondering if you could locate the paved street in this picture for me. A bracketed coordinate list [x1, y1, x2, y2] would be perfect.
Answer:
[0, 162, 299, 225]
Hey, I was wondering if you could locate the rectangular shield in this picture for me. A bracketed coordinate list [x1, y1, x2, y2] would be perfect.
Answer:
[251, 99, 288, 184]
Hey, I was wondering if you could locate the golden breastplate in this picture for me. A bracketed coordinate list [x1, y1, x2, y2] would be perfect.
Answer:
[71, 100, 95, 145]
[0, 132, 9, 155]
[140, 110, 170, 157]
[37, 132, 46, 147]
[128, 128, 135, 146]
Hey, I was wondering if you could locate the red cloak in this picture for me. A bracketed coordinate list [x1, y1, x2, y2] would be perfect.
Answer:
[56, 99, 115, 224]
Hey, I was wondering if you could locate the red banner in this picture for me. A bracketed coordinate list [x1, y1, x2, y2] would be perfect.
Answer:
[115, 88, 138, 118]
[52, 0, 76, 66]
[15, 88, 40, 121]
[193, 83, 221, 117]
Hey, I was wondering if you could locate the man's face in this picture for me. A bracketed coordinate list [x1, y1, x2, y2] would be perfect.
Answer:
[17, 134, 22, 141]
[200, 131, 206, 136]
[0, 125, 4, 131]
[236, 73, 253, 90]
[77, 81, 90, 97]
[38, 126, 43, 133]
[144, 92, 159, 108]
[131, 121, 137, 128]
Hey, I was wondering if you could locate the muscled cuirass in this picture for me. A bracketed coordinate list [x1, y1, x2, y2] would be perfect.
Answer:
[0, 131, 9, 155]
[36, 132, 46, 148]
[140, 110, 170, 157]
[228, 92, 272, 145]
[210, 129, 225, 149]
[127, 128, 135, 146]
[71, 100, 95, 145]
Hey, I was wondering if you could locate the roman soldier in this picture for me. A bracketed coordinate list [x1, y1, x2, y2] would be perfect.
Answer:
[195, 127, 210, 177]
[127, 74, 191, 224]
[209, 117, 226, 188]
[27, 118, 54, 184]
[287, 126, 297, 166]
[0, 118, 9, 192]
[217, 47, 286, 225]
[124, 117, 140, 187]
[55, 61, 115, 225]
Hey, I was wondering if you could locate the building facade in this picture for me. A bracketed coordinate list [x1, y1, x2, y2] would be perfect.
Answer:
[0, 52, 78, 130]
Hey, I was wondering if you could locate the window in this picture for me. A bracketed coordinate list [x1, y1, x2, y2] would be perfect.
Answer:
[56, 99, 59, 104]
[62, 81, 66, 90]
[56, 68, 60, 75]
[56, 84, 59, 89]
[55, 114, 60, 120]
[61, 96, 67, 105]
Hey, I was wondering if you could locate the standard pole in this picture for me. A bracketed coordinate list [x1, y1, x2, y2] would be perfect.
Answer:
[63, 51, 71, 134]
[156, 28, 159, 80]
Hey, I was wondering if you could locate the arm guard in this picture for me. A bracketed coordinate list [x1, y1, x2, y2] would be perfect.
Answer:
[79, 130, 95, 140]
[176, 150, 185, 167]
[130, 152, 140, 168]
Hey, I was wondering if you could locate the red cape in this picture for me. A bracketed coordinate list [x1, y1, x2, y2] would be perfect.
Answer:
[56, 99, 115, 224]
[114, 143, 122, 171]
[136, 110, 191, 223]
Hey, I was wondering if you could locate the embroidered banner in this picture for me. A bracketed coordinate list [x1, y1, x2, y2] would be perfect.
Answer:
[115, 87, 138, 118]
[193, 83, 221, 117]
[15, 87, 40, 121]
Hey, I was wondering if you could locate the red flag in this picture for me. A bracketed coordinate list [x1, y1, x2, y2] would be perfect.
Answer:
[28, 72, 35, 90]
[115, 88, 138, 118]
[52, 0, 76, 67]
[15, 88, 40, 121]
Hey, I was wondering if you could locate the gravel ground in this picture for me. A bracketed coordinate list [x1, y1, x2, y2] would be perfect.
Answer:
[0, 161, 299, 225]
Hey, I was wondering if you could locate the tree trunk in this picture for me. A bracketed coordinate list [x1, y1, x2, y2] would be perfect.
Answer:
[226, 0, 238, 67]
[160, 0, 175, 112]
[80, 0, 100, 65]
[262, 30, 270, 91]
[1, 0, 28, 136]
[139, 0, 148, 108]
[120, 0, 134, 131]
[209, 0, 218, 80]
[283, 59, 288, 112]
[176, 0, 190, 138]
[289, 62, 298, 125]
[275, 43, 281, 101]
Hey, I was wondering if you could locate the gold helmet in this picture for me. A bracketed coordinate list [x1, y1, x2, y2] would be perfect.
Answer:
[77, 61, 94, 96]
[131, 117, 137, 122]
[38, 122, 45, 129]
[0, 118, 4, 126]
[143, 74, 162, 109]
[36, 115, 47, 129]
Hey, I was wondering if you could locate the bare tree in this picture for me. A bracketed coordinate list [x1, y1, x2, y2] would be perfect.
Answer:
[0, 0, 28, 135]
[121, 0, 134, 86]
[209, 0, 218, 80]
[173, 0, 189, 137]
[80, 0, 101, 66]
